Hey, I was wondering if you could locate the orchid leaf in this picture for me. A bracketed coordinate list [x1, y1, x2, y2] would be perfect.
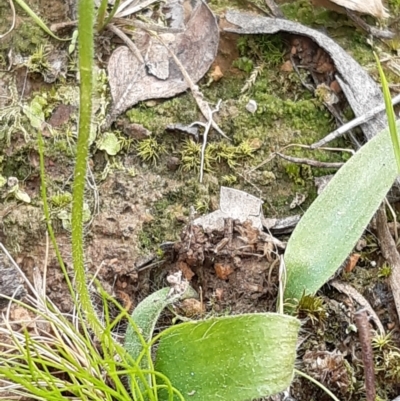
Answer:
[284, 122, 399, 302]
[155, 313, 300, 401]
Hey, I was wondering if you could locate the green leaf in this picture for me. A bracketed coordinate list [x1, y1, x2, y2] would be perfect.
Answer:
[14, 0, 70, 41]
[124, 286, 198, 363]
[15, 189, 31, 203]
[24, 95, 47, 130]
[284, 123, 399, 302]
[155, 313, 300, 401]
[375, 53, 400, 172]
[98, 132, 121, 156]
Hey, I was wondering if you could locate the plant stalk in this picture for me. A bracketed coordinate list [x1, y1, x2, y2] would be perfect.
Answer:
[72, 0, 102, 338]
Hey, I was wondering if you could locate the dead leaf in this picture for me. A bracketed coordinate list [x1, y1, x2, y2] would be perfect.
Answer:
[178, 260, 195, 281]
[214, 262, 234, 280]
[210, 65, 223, 81]
[178, 298, 204, 317]
[107, 1, 219, 126]
[290, 193, 306, 209]
[194, 186, 264, 231]
[326, 0, 389, 18]
[344, 253, 361, 272]
[280, 60, 293, 72]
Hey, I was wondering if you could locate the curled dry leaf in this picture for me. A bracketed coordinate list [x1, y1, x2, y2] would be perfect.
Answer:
[214, 262, 234, 280]
[325, 0, 389, 18]
[106, 1, 219, 126]
[344, 253, 361, 273]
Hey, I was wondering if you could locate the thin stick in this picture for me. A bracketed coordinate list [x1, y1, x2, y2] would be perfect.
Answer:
[0, 0, 16, 39]
[354, 308, 376, 401]
[385, 197, 398, 242]
[275, 152, 344, 168]
[312, 93, 400, 148]
[375, 205, 400, 321]
[153, 33, 229, 140]
[199, 100, 221, 183]
[264, 0, 284, 18]
[107, 23, 144, 63]
[330, 280, 385, 335]
[346, 9, 394, 39]
[249, 143, 354, 172]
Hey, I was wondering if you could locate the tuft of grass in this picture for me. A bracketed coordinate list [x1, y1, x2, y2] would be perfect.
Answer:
[0, 249, 162, 400]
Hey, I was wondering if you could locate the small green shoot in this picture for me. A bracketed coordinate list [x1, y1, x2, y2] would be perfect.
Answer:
[378, 263, 392, 278]
[13, 0, 70, 41]
[375, 53, 400, 173]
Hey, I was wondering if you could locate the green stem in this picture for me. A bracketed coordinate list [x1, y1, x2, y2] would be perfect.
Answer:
[375, 53, 400, 173]
[72, 0, 102, 338]
[37, 132, 74, 296]
[295, 369, 340, 401]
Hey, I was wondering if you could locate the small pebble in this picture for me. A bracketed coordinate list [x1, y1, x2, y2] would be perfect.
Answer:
[245, 99, 257, 113]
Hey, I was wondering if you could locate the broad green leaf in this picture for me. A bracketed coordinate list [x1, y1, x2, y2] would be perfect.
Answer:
[155, 313, 300, 401]
[24, 95, 47, 130]
[124, 282, 199, 398]
[284, 122, 399, 302]
[375, 54, 400, 172]
[124, 286, 198, 363]
[98, 132, 121, 156]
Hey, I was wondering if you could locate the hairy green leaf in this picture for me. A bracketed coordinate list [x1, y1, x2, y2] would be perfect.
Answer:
[284, 123, 399, 302]
[155, 313, 300, 401]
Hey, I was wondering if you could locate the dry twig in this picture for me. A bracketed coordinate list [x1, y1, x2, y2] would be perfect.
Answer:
[1, 0, 16, 39]
[264, 0, 284, 18]
[354, 309, 376, 401]
[330, 280, 385, 335]
[312, 93, 400, 148]
[275, 152, 344, 168]
[107, 24, 144, 63]
[345, 9, 394, 39]
[153, 33, 229, 140]
[375, 205, 400, 321]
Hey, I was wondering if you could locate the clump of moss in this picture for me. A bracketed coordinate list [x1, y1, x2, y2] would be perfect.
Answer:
[179, 139, 258, 174]
[378, 263, 392, 278]
[373, 332, 400, 392]
[296, 293, 327, 325]
[136, 137, 166, 164]
[50, 191, 72, 208]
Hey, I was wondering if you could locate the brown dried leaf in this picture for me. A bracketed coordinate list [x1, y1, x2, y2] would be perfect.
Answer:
[107, 1, 219, 125]
[178, 260, 195, 281]
[214, 263, 234, 280]
[344, 253, 361, 272]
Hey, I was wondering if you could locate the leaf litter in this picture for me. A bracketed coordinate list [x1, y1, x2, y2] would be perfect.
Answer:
[2, 1, 400, 399]
[106, 0, 219, 127]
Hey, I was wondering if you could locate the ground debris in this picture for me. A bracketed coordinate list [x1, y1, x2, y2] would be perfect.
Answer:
[0, 249, 25, 309]
[172, 217, 281, 313]
[106, 0, 219, 126]
[224, 10, 386, 142]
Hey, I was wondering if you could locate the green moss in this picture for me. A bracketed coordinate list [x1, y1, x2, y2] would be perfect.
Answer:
[296, 293, 327, 325]
[0, 11, 49, 63]
[50, 191, 72, 207]
[136, 137, 166, 164]
[388, 0, 400, 13]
